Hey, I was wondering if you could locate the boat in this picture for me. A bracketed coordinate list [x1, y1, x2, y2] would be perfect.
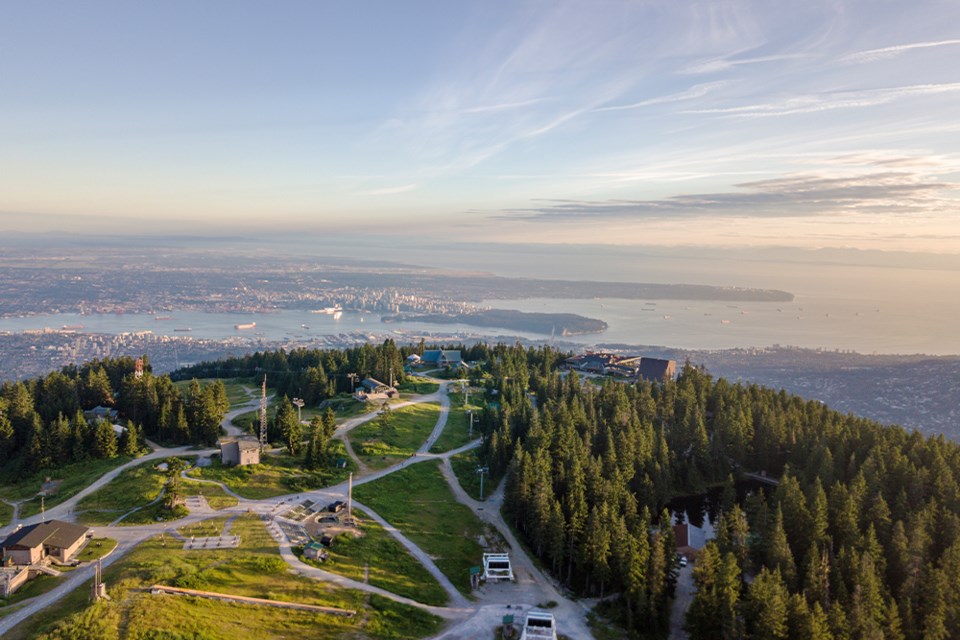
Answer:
[310, 306, 343, 315]
[154, 315, 173, 321]
[301, 324, 310, 329]
[235, 322, 257, 330]
[174, 327, 192, 332]
[332, 311, 342, 320]
[520, 610, 557, 640]
[61, 324, 85, 330]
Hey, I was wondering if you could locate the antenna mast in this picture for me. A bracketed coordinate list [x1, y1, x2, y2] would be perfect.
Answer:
[259, 375, 268, 451]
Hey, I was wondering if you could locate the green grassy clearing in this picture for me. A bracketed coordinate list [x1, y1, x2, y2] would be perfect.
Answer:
[0, 572, 61, 608]
[188, 443, 355, 500]
[397, 376, 440, 395]
[75, 538, 118, 563]
[297, 508, 447, 606]
[429, 392, 482, 453]
[178, 516, 231, 539]
[181, 479, 239, 510]
[0, 501, 12, 527]
[10, 514, 443, 640]
[75, 459, 189, 526]
[174, 378, 252, 406]
[353, 461, 485, 596]
[450, 451, 501, 501]
[349, 403, 440, 470]
[0, 456, 135, 519]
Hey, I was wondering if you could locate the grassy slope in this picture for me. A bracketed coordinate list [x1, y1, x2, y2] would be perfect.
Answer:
[450, 452, 503, 502]
[0, 502, 12, 527]
[187, 443, 356, 500]
[0, 456, 135, 519]
[429, 390, 481, 453]
[353, 461, 485, 597]
[349, 403, 440, 470]
[299, 508, 448, 606]
[397, 377, 441, 395]
[10, 514, 442, 640]
[75, 460, 166, 526]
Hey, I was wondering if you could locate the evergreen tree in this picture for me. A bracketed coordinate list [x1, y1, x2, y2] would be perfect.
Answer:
[92, 420, 118, 458]
[275, 396, 302, 455]
[746, 567, 789, 640]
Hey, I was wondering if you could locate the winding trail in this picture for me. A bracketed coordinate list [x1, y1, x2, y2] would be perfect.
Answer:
[0, 376, 596, 640]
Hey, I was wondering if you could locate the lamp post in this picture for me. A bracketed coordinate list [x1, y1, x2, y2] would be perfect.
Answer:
[292, 397, 305, 424]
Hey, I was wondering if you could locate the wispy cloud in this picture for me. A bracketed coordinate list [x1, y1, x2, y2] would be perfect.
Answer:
[681, 52, 809, 75]
[358, 184, 418, 196]
[593, 82, 726, 113]
[687, 83, 960, 118]
[497, 169, 957, 222]
[461, 99, 548, 114]
[842, 39, 960, 63]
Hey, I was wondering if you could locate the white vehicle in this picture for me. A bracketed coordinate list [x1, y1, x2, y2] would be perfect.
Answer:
[520, 609, 557, 640]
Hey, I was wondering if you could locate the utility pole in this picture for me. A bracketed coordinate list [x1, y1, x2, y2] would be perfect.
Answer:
[348, 472, 353, 518]
[259, 375, 268, 452]
[347, 372, 358, 393]
[476, 466, 489, 500]
[467, 410, 475, 438]
[292, 397, 304, 424]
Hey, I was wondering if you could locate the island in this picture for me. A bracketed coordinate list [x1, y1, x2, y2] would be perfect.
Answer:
[382, 309, 608, 336]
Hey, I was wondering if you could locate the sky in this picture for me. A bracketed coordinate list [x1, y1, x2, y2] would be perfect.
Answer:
[2, 0, 959, 252]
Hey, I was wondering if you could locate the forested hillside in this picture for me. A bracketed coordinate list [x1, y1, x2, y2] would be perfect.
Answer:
[6, 341, 958, 640]
[470, 344, 960, 640]
[0, 356, 228, 478]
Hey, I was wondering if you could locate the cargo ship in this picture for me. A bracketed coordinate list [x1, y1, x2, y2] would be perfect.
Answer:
[235, 322, 257, 330]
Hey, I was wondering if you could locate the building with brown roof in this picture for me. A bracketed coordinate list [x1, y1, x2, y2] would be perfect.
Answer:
[1, 520, 91, 566]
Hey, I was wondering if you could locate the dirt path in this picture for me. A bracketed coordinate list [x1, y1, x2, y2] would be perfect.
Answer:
[2, 500, 20, 529]
[221, 387, 260, 437]
[0, 444, 217, 536]
[433, 459, 595, 639]
[669, 564, 694, 639]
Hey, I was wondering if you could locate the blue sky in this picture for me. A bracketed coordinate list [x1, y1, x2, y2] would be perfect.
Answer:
[2, 1, 959, 251]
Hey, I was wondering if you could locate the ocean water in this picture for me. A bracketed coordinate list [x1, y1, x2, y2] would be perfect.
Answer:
[3, 243, 958, 355]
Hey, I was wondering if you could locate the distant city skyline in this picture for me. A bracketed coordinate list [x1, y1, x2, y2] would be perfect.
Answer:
[2, 1, 959, 252]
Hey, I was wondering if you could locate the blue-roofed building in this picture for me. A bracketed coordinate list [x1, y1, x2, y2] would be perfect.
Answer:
[420, 350, 462, 368]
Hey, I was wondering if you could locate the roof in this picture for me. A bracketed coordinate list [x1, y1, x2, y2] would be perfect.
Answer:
[421, 350, 461, 364]
[1, 520, 90, 550]
[304, 541, 324, 550]
[221, 436, 261, 452]
[361, 378, 390, 391]
[638, 357, 676, 382]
